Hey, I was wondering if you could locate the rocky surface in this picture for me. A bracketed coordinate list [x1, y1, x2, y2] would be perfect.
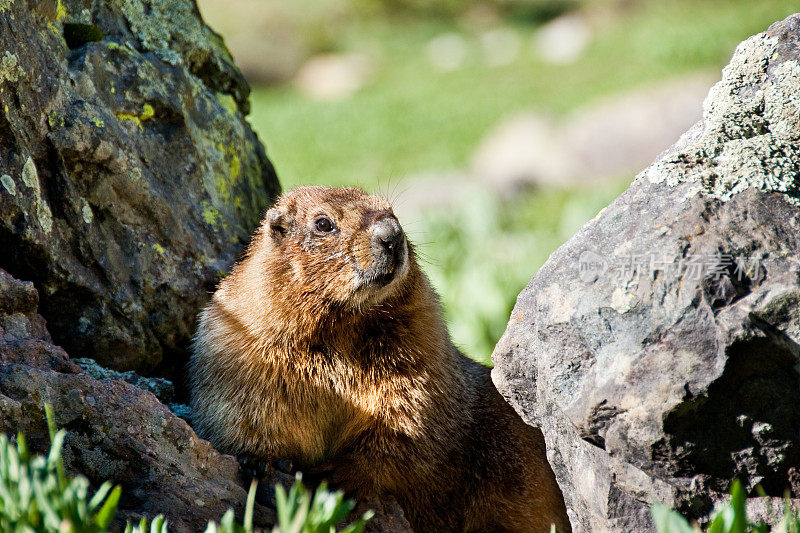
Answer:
[492, 14, 800, 532]
[0, 267, 270, 532]
[294, 53, 373, 101]
[0, 0, 279, 376]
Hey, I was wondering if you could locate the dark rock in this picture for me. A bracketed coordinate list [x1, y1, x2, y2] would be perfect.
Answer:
[0, 2, 411, 531]
[73, 357, 176, 403]
[0, 366, 270, 533]
[168, 402, 193, 425]
[0, 2, 412, 530]
[472, 73, 714, 192]
[360, 497, 414, 532]
[0, 0, 280, 376]
[0, 267, 274, 532]
[492, 14, 800, 532]
[0, 268, 78, 373]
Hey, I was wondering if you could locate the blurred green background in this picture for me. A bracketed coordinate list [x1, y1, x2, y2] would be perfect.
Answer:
[197, 0, 798, 364]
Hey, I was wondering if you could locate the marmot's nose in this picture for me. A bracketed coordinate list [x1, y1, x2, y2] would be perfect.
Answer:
[372, 217, 404, 254]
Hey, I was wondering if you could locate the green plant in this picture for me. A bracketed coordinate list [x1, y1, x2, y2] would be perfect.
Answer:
[1, 405, 371, 533]
[273, 473, 373, 533]
[0, 404, 121, 532]
[651, 480, 800, 533]
[203, 479, 257, 533]
[418, 182, 626, 362]
[124, 516, 168, 533]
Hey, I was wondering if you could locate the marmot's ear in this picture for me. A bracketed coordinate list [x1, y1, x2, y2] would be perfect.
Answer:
[266, 207, 287, 243]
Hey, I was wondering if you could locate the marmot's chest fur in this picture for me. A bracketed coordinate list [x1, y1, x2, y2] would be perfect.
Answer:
[189, 186, 570, 532]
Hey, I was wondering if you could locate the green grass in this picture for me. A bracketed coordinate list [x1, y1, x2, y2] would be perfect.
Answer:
[248, 0, 799, 189]
[651, 480, 800, 532]
[417, 179, 627, 361]
[0, 405, 371, 533]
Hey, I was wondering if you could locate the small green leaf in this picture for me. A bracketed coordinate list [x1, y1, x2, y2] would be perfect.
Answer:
[44, 403, 57, 443]
[244, 478, 257, 532]
[650, 502, 696, 533]
[46, 430, 66, 471]
[220, 508, 236, 530]
[729, 480, 747, 533]
[17, 432, 29, 463]
[707, 511, 726, 533]
[88, 481, 114, 511]
[151, 514, 166, 533]
[94, 485, 122, 528]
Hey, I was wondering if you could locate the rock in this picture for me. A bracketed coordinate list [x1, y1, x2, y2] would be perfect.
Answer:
[471, 112, 575, 190]
[480, 27, 521, 67]
[426, 33, 469, 72]
[492, 14, 800, 532]
[359, 497, 414, 533]
[0, 0, 280, 376]
[73, 357, 177, 403]
[562, 73, 717, 185]
[0, 3, 412, 530]
[472, 72, 715, 193]
[0, 267, 272, 532]
[0, 269, 78, 373]
[195, 0, 311, 84]
[390, 170, 475, 224]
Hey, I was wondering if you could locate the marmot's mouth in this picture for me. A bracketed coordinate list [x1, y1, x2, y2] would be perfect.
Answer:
[365, 270, 396, 287]
[354, 236, 408, 290]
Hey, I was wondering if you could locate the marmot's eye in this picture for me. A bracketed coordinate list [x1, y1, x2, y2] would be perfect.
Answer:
[314, 216, 335, 233]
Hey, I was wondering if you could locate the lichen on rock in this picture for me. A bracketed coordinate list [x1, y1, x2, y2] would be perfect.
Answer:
[642, 31, 800, 203]
[0, 51, 24, 82]
[0, 175, 15, 196]
[0, 0, 280, 374]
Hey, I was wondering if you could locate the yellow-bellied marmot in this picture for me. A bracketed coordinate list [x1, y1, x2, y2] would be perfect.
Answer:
[189, 186, 570, 532]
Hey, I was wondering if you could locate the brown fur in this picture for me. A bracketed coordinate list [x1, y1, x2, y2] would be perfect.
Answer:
[189, 186, 570, 532]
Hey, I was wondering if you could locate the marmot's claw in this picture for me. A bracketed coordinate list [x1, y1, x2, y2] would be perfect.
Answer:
[273, 456, 294, 474]
[238, 453, 268, 479]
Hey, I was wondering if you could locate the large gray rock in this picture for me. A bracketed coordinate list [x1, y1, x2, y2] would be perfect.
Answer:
[0, 0, 279, 375]
[492, 14, 800, 532]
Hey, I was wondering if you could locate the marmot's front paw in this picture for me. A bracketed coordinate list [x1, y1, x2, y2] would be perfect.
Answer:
[238, 453, 269, 480]
[272, 456, 295, 474]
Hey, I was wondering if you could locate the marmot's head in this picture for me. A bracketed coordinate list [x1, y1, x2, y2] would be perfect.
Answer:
[262, 186, 411, 307]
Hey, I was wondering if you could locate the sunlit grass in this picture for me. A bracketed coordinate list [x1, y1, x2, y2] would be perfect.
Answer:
[248, 0, 798, 189]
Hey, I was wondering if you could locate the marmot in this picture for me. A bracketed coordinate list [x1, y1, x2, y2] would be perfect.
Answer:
[189, 186, 570, 532]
